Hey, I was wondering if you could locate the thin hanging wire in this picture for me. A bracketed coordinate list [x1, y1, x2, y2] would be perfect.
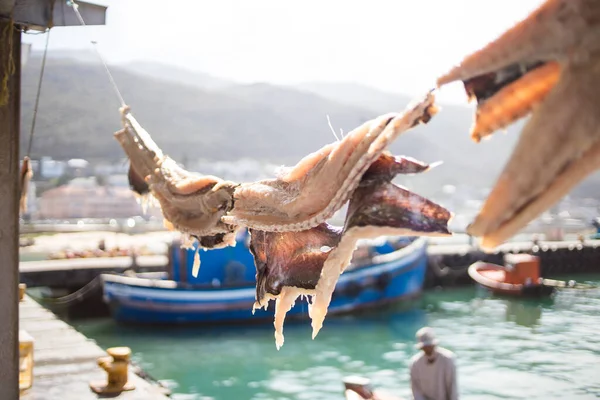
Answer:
[26, 29, 51, 157]
[67, 0, 127, 108]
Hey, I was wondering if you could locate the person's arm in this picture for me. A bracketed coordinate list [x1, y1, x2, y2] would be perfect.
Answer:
[410, 363, 426, 400]
[446, 358, 458, 400]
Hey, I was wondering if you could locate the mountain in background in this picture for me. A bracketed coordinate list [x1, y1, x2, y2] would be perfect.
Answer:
[120, 60, 233, 91]
[20, 51, 600, 199]
[295, 81, 416, 113]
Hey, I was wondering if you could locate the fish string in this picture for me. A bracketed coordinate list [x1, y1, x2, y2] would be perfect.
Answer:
[326, 115, 340, 141]
[26, 28, 51, 157]
[67, 0, 127, 108]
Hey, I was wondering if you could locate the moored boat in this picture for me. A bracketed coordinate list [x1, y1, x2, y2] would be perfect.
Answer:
[101, 230, 429, 324]
[468, 254, 556, 297]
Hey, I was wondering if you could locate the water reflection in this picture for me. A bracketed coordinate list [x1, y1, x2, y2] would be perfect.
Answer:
[504, 299, 544, 327]
[423, 282, 556, 327]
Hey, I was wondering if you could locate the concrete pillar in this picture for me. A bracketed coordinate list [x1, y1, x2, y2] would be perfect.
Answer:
[0, 18, 21, 400]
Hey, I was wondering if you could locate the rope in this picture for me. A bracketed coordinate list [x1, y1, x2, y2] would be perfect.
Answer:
[30, 275, 103, 307]
[0, 16, 15, 107]
[67, 0, 127, 108]
[26, 29, 51, 157]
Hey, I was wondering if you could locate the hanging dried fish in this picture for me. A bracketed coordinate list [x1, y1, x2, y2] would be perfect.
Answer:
[113, 93, 453, 346]
[248, 153, 450, 348]
[224, 92, 439, 232]
[437, 0, 600, 250]
[311, 154, 451, 339]
[114, 106, 240, 250]
[19, 156, 33, 215]
[127, 162, 150, 196]
[249, 224, 341, 349]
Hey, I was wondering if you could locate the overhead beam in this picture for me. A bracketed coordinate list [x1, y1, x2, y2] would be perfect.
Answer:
[1, 0, 107, 32]
[0, 18, 21, 400]
[0, 0, 15, 16]
[50, 0, 106, 28]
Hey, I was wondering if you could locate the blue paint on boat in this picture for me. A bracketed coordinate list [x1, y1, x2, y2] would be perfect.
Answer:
[101, 231, 429, 324]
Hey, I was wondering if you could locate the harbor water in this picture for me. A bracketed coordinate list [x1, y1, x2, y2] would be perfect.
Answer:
[72, 275, 600, 400]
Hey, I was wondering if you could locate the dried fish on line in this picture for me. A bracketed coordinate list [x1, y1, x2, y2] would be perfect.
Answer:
[19, 156, 33, 215]
[437, 0, 600, 251]
[249, 224, 341, 350]
[114, 106, 240, 251]
[223, 92, 439, 233]
[113, 92, 453, 348]
[311, 153, 451, 341]
[248, 152, 452, 349]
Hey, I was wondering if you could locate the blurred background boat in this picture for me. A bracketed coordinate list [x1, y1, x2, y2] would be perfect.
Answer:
[101, 231, 429, 324]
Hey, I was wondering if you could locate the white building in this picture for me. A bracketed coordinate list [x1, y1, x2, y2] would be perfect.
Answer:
[38, 178, 142, 219]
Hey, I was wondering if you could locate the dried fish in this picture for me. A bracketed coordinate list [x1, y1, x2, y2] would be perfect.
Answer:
[114, 106, 240, 250]
[311, 154, 451, 339]
[225, 92, 439, 232]
[247, 154, 451, 348]
[437, 0, 600, 250]
[113, 94, 453, 346]
[19, 156, 33, 215]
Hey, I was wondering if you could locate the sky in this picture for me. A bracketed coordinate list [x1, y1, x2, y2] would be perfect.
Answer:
[22, 0, 545, 104]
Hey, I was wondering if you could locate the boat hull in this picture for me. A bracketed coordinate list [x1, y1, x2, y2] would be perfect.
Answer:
[102, 238, 429, 324]
[468, 261, 555, 298]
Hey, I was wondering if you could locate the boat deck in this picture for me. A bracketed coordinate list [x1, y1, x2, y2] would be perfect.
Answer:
[480, 269, 505, 282]
[19, 295, 169, 400]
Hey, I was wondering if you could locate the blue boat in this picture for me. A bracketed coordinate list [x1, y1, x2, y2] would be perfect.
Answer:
[101, 230, 429, 324]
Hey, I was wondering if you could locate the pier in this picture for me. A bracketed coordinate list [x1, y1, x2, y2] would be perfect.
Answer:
[427, 238, 600, 256]
[19, 295, 170, 399]
[20, 255, 168, 288]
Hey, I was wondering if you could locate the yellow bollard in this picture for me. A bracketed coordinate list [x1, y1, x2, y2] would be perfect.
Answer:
[19, 283, 26, 302]
[19, 330, 34, 393]
[89, 347, 135, 394]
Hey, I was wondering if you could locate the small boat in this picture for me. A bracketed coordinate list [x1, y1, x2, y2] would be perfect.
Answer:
[101, 230, 429, 324]
[468, 253, 595, 298]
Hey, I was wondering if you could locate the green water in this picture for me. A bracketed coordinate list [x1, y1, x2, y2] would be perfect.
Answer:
[73, 277, 600, 400]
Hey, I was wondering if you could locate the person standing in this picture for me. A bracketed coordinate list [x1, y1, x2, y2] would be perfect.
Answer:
[409, 327, 458, 400]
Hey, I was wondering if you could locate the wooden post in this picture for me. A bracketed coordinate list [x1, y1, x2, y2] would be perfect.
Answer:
[0, 18, 21, 400]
